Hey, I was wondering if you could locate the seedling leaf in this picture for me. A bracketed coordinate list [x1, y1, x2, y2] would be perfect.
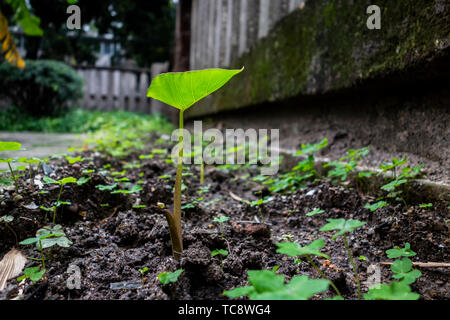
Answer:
[147, 68, 244, 111]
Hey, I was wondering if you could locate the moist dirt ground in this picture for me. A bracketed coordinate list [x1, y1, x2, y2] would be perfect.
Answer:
[0, 136, 448, 300]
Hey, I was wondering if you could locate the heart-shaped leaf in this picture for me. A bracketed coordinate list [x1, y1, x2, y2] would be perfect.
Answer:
[386, 243, 416, 258]
[364, 281, 419, 300]
[147, 68, 244, 111]
[319, 218, 366, 239]
[391, 258, 422, 284]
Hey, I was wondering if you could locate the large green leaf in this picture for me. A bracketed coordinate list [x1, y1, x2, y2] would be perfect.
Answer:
[147, 68, 244, 111]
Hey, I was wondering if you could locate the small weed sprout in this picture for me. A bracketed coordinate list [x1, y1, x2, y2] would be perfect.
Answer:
[158, 269, 184, 285]
[43, 176, 77, 224]
[213, 215, 229, 239]
[306, 208, 325, 217]
[276, 238, 341, 297]
[19, 225, 72, 282]
[0, 141, 23, 193]
[211, 249, 228, 272]
[224, 269, 330, 300]
[138, 267, 149, 285]
[325, 147, 370, 184]
[364, 201, 388, 212]
[320, 218, 366, 299]
[147, 67, 243, 260]
[267, 138, 327, 193]
[365, 243, 420, 300]
[379, 157, 423, 208]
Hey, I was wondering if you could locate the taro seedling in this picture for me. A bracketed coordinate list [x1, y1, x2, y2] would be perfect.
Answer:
[276, 238, 341, 297]
[419, 203, 433, 208]
[147, 67, 244, 259]
[43, 176, 77, 224]
[224, 269, 330, 300]
[158, 269, 184, 285]
[212, 249, 228, 272]
[320, 218, 366, 299]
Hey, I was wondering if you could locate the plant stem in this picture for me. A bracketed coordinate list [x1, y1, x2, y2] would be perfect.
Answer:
[166, 110, 184, 260]
[305, 254, 341, 297]
[343, 234, 361, 299]
[39, 240, 46, 270]
[7, 161, 18, 193]
[53, 184, 63, 225]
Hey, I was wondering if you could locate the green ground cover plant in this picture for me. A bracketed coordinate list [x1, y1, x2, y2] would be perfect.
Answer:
[276, 238, 341, 297]
[320, 218, 366, 299]
[147, 67, 243, 260]
[224, 269, 330, 300]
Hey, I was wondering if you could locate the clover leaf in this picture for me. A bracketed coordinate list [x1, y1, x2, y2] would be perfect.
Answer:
[276, 238, 330, 259]
[385, 243, 416, 259]
[319, 218, 366, 239]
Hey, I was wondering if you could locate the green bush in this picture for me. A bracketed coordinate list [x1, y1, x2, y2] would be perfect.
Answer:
[0, 107, 173, 134]
[0, 60, 83, 116]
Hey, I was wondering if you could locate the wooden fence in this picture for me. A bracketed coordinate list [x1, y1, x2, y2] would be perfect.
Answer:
[74, 62, 169, 114]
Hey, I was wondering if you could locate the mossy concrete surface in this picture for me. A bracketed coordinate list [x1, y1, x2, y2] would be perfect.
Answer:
[186, 0, 450, 118]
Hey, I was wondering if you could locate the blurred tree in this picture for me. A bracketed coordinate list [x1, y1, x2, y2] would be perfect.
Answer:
[1, 0, 175, 67]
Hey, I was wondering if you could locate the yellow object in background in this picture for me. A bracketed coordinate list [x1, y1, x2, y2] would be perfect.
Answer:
[0, 11, 25, 69]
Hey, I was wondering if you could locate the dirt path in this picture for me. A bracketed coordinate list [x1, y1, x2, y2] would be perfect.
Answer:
[0, 132, 86, 170]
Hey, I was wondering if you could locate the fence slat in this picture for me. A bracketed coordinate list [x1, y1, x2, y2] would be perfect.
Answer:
[73, 64, 165, 114]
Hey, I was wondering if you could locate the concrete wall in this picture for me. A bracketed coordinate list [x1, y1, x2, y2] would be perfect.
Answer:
[189, 0, 304, 69]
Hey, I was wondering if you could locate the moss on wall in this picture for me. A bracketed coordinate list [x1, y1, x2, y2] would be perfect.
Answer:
[187, 0, 450, 118]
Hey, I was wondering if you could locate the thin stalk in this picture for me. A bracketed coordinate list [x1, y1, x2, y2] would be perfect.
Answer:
[219, 255, 224, 272]
[39, 240, 46, 270]
[53, 184, 64, 225]
[305, 254, 341, 297]
[166, 110, 184, 260]
[7, 161, 18, 193]
[343, 234, 361, 299]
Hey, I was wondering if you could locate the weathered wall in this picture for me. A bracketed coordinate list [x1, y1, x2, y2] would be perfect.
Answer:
[189, 0, 305, 69]
[186, 0, 450, 117]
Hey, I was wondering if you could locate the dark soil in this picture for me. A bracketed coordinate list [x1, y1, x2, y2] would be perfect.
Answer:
[0, 139, 448, 300]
